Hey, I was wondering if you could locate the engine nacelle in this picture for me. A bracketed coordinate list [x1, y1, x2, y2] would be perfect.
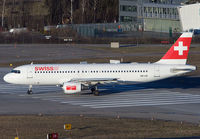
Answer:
[62, 82, 81, 94]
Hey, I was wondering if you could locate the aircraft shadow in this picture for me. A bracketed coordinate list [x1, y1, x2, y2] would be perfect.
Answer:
[99, 76, 200, 96]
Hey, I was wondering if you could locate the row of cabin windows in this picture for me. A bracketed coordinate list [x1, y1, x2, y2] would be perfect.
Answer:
[35, 70, 148, 74]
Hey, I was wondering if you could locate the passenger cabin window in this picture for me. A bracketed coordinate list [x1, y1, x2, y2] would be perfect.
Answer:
[11, 70, 21, 74]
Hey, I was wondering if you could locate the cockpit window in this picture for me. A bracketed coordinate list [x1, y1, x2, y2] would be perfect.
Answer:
[11, 70, 21, 74]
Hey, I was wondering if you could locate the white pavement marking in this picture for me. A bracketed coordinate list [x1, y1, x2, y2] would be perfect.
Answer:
[61, 91, 200, 108]
[1, 82, 200, 109]
[14, 89, 200, 109]
[0, 83, 60, 95]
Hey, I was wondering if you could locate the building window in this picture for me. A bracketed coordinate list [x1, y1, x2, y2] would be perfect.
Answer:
[120, 5, 137, 12]
[120, 16, 137, 22]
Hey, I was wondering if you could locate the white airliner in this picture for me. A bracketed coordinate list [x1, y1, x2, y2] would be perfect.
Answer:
[3, 32, 196, 95]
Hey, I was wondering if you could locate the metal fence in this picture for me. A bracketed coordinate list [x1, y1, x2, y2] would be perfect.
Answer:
[45, 23, 138, 37]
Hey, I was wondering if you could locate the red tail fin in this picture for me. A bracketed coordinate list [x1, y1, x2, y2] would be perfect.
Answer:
[156, 32, 193, 64]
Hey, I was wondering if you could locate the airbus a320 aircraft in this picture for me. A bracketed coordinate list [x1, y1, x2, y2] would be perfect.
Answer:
[4, 32, 196, 96]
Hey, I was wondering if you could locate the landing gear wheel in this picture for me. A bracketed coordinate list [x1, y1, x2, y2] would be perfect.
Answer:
[91, 86, 99, 96]
[27, 90, 33, 95]
[91, 88, 96, 92]
[94, 90, 99, 96]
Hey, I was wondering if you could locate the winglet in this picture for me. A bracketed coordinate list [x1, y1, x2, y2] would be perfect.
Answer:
[156, 32, 193, 65]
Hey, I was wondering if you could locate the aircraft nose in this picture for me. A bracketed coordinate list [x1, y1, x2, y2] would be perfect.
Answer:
[3, 74, 12, 83]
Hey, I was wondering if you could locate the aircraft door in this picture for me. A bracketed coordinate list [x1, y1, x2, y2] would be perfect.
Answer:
[154, 65, 160, 77]
[27, 66, 33, 78]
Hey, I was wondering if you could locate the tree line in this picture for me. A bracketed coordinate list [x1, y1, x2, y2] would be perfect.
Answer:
[0, 0, 199, 29]
[44, 0, 119, 25]
[44, 0, 200, 25]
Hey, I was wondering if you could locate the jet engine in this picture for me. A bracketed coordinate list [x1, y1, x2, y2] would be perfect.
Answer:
[62, 82, 82, 94]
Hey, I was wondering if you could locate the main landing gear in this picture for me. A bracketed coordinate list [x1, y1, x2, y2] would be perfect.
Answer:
[91, 86, 99, 96]
[27, 85, 33, 95]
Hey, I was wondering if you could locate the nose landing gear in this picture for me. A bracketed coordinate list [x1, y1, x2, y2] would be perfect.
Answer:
[27, 85, 33, 95]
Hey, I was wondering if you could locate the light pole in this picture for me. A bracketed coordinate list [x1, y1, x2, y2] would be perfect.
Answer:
[1, 0, 6, 28]
[71, 0, 73, 24]
[94, 0, 97, 23]
[82, 0, 85, 23]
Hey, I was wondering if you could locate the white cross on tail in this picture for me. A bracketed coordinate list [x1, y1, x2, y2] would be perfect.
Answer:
[174, 41, 188, 55]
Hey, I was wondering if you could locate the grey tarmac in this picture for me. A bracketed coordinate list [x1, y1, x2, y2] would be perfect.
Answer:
[0, 43, 199, 64]
[0, 67, 200, 123]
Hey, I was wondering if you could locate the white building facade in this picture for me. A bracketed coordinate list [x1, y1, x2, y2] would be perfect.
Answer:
[119, 0, 188, 33]
[178, 3, 200, 32]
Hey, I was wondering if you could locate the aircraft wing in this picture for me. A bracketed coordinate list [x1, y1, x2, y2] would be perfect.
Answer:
[70, 78, 118, 85]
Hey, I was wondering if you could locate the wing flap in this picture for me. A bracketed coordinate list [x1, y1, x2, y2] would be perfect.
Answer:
[70, 78, 118, 84]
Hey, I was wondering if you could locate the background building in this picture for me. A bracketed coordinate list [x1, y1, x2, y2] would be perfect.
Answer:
[119, 0, 188, 33]
[178, 3, 200, 32]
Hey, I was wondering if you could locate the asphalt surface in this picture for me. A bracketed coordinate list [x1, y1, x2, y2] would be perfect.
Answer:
[2, 44, 200, 64]
[0, 44, 131, 63]
[1, 67, 200, 123]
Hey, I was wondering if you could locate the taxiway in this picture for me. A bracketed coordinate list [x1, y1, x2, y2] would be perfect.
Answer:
[0, 67, 200, 123]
